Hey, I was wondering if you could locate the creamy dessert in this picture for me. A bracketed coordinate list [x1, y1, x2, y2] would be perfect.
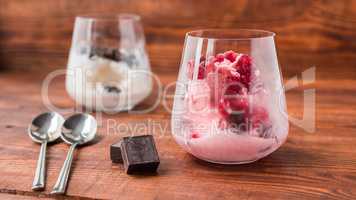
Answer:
[66, 45, 152, 112]
[172, 50, 288, 164]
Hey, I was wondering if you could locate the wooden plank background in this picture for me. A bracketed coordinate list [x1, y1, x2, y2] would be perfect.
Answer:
[0, 0, 355, 79]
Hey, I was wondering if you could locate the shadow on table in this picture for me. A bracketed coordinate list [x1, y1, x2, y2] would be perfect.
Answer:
[187, 145, 320, 172]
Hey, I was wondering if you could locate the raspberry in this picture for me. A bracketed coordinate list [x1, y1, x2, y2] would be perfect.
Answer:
[197, 64, 205, 79]
[215, 53, 225, 62]
[214, 52, 253, 95]
[224, 73, 243, 95]
[229, 95, 249, 112]
[208, 69, 239, 105]
[186, 50, 269, 134]
[206, 52, 252, 105]
[236, 55, 252, 72]
[223, 50, 238, 62]
[235, 55, 252, 89]
[216, 66, 244, 95]
[191, 131, 200, 139]
[245, 106, 270, 130]
[218, 95, 249, 126]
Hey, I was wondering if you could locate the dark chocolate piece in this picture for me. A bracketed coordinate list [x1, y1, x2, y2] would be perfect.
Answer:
[110, 141, 123, 163]
[110, 135, 160, 174]
[89, 46, 121, 62]
[112, 48, 122, 61]
[121, 135, 160, 174]
[104, 86, 121, 93]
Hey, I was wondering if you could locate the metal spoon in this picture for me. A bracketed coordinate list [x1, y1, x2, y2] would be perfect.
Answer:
[28, 112, 64, 191]
[51, 113, 97, 195]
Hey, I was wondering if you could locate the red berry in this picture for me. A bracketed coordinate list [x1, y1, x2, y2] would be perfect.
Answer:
[229, 95, 249, 112]
[235, 54, 252, 89]
[218, 95, 249, 125]
[223, 50, 238, 62]
[236, 55, 252, 72]
[216, 66, 244, 95]
[197, 63, 205, 79]
[215, 53, 225, 62]
[191, 131, 200, 139]
[188, 51, 265, 132]
[224, 73, 243, 95]
[245, 106, 270, 129]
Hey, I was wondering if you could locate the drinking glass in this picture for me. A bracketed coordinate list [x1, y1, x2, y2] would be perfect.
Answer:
[66, 14, 152, 112]
[171, 29, 289, 164]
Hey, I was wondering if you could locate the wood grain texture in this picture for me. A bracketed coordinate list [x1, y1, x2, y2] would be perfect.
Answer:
[0, 193, 52, 200]
[0, 0, 356, 78]
[0, 69, 355, 200]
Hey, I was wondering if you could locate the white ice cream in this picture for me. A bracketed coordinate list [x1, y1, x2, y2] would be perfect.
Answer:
[172, 80, 289, 164]
[66, 51, 152, 112]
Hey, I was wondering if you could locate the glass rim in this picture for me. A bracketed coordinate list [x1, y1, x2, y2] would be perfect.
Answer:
[186, 29, 276, 40]
[76, 13, 141, 21]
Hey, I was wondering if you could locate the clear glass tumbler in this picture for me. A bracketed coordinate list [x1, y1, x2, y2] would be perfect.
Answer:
[171, 29, 289, 164]
[66, 14, 152, 112]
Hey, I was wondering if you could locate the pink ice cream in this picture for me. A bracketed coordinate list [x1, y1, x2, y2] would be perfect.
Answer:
[173, 50, 288, 164]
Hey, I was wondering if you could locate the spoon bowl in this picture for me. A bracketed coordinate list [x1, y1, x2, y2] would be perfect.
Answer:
[29, 112, 64, 143]
[61, 113, 97, 145]
[28, 112, 64, 191]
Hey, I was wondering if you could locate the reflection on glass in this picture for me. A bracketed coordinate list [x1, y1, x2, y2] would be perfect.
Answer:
[66, 14, 152, 112]
[172, 29, 289, 164]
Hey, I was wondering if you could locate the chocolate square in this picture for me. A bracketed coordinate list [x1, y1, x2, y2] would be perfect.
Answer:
[110, 135, 160, 174]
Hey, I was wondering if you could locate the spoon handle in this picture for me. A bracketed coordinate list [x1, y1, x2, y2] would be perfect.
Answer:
[51, 143, 77, 194]
[32, 141, 47, 190]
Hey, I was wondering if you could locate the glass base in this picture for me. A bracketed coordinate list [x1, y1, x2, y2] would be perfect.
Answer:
[192, 154, 261, 165]
[83, 104, 135, 112]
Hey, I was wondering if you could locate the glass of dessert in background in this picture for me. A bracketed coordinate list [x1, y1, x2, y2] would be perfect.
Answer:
[66, 14, 152, 112]
[171, 29, 289, 164]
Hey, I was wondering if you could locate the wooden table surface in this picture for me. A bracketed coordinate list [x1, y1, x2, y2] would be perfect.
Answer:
[0, 68, 355, 200]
